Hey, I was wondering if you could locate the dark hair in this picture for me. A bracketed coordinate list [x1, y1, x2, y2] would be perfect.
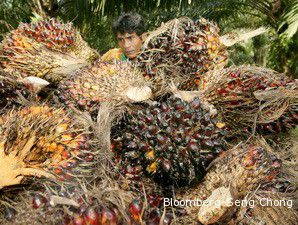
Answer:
[112, 12, 147, 36]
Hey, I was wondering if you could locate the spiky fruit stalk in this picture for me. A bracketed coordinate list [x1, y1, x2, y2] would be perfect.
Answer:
[200, 65, 298, 135]
[136, 17, 228, 90]
[57, 60, 152, 115]
[176, 143, 281, 223]
[8, 18, 98, 61]
[0, 105, 93, 189]
[113, 96, 226, 186]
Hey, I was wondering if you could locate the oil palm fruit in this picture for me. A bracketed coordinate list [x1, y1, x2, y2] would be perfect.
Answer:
[0, 185, 122, 225]
[57, 198, 120, 225]
[127, 197, 176, 225]
[113, 96, 226, 186]
[111, 155, 177, 225]
[113, 159, 161, 195]
[8, 18, 98, 61]
[57, 60, 152, 115]
[200, 65, 298, 135]
[0, 18, 98, 83]
[0, 154, 136, 225]
[176, 143, 281, 224]
[0, 105, 93, 189]
[111, 150, 166, 209]
[110, 156, 180, 225]
[0, 35, 87, 84]
[136, 17, 228, 90]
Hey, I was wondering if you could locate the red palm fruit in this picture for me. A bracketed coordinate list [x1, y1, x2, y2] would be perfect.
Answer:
[100, 208, 118, 225]
[72, 215, 85, 225]
[84, 208, 100, 225]
[16, 18, 98, 61]
[128, 199, 143, 222]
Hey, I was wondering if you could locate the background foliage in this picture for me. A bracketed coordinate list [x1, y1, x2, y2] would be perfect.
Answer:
[0, 0, 297, 77]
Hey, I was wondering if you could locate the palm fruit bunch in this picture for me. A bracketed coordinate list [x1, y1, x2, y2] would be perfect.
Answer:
[1, 183, 175, 225]
[0, 160, 135, 225]
[112, 96, 226, 187]
[0, 184, 124, 225]
[199, 65, 298, 135]
[234, 192, 298, 225]
[0, 34, 87, 84]
[0, 19, 98, 84]
[7, 18, 98, 61]
[56, 60, 152, 115]
[176, 142, 281, 224]
[136, 17, 228, 90]
[0, 105, 95, 189]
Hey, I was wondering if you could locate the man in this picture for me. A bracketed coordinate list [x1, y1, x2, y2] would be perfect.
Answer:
[101, 12, 147, 61]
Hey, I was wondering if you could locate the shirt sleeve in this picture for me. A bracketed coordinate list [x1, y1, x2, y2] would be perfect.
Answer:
[101, 48, 123, 61]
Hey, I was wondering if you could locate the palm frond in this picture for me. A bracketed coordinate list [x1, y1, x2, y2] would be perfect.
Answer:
[280, 0, 298, 38]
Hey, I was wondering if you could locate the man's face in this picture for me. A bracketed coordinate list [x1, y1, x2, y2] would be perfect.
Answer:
[116, 32, 143, 59]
